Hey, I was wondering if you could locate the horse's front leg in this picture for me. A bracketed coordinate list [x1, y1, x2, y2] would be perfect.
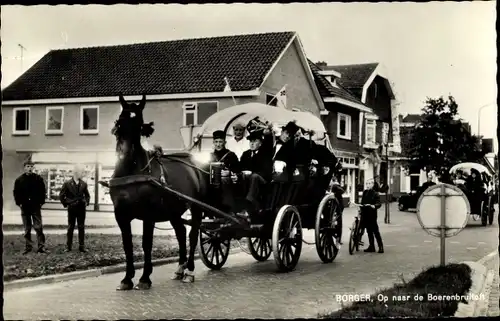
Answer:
[116, 215, 135, 291]
[183, 208, 202, 283]
[170, 214, 188, 280]
[136, 219, 155, 290]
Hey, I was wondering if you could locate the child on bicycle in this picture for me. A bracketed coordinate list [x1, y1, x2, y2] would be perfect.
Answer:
[359, 178, 384, 253]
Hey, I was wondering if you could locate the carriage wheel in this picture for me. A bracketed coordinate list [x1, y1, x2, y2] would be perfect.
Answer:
[348, 220, 360, 255]
[247, 237, 272, 262]
[272, 205, 303, 272]
[315, 194, 340, 263]
[488, 197, 495, 225]
[481, 201, 488, 226]
[198, 230, 231, 270]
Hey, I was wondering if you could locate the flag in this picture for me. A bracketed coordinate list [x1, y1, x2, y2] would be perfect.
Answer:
[223, 77, 232, 92]
[275, 85, 287, 109]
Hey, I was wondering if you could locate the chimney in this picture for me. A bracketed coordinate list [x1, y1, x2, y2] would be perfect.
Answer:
[315, 61, 328, 69]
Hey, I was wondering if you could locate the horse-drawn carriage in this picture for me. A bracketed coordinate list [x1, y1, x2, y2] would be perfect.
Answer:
[191, 103, 342, 272]
[101, 97, 342, 289]
[449, 162, 496, 226]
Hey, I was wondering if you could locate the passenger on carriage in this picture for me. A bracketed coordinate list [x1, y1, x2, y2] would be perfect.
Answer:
[274, 121, 314, 179]
[239, 128, 274, 215]
[466, 168, 486, 213]
[225, 122, 249, 160]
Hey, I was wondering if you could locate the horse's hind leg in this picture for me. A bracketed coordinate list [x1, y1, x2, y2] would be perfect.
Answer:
[136, 219, 155, 290]
[183, 207, 202, 283]
[170, 214, 188, 280]
[116, 214, 135, 291]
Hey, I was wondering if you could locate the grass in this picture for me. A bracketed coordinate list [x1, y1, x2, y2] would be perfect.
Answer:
[321, 263, 472, 318]
[3, 233, 247, 282]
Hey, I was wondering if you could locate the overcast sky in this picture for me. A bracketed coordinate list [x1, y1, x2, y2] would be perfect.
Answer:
[1, 3, 497, 142]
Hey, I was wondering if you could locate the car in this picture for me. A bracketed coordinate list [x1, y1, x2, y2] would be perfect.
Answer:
[398, 190, 420, 211]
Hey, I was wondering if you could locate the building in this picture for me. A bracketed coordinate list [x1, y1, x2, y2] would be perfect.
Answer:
[318, 62, 402, 201]
[1, 31, 325, 211]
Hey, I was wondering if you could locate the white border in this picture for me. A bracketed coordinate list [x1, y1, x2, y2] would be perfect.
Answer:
[45, 106, 65, 135]
[12, 107, 31, 135]
[80, 105, 100, 135]
[337, 112, 352, 140]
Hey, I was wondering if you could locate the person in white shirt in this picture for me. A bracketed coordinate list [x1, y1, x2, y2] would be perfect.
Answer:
[225, 122, 249, 159]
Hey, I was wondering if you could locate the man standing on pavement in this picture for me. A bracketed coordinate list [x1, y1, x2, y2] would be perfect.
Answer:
[13, 159, 48, 254]
[360, 178, 384, 253]
[225, 122, 249, 160]
[419, 173, 436, 194]
[59, 164, 91, 253]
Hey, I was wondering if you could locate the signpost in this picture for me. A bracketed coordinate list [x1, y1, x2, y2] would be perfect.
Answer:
[416, 183, 470, 266]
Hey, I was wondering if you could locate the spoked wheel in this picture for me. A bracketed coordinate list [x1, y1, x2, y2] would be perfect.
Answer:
[348, 220, 359, 255]
[481, 201, 488, 226]
[247, 237, 272, 262]
[488, 197, 495, 225]
[198, 230, 231, 270]
[315, 194, 340, 263]
[272, 205, 303, 272]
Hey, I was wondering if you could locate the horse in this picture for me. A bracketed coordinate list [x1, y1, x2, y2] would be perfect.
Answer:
[102, 94, 210, 290]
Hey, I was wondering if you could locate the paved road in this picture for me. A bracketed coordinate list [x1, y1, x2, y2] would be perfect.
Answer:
[4, 204, 498, 319]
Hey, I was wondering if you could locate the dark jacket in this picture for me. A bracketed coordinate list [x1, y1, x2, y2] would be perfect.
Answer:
[210, 148, 240, 173]
[313, 143, 337, 169]
[360, 188, 382, 216]
[419, 181, 436, 194]
[274, 137, 314, 171]
[60, 179, 91, 210]
[240, 132, 274, 181]
[13, 173, 46, 209]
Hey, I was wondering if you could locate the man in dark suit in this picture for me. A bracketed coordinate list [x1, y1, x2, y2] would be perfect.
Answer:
[60, 164, 91, 252]
[274, 121, 313, 178]
[240, 128, 274, 214]
[209, 130, 241, 215]
[13, 159, 47, 254]
[360, 178, 384, 253]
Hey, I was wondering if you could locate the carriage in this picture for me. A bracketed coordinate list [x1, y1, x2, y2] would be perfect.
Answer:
[189, 103, 342, 272]
[449, 162, 496, 226]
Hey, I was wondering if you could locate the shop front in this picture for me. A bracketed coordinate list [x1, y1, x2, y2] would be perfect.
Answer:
[30, 150, 116, 212]
[334, 151, 359, 206]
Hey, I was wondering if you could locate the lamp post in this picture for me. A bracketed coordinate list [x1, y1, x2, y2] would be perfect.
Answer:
[384, 141, 390, 224]
[477, 102, 496, 143]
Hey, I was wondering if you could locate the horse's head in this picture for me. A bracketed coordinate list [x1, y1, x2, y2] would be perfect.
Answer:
[112, 94, 155, 157]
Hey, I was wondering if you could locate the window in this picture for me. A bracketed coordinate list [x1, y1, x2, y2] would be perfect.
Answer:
[45, 106, 64, 134]
[182, 101, 219, 126]
[80, 106, 99, 134]
[365, 119, 376, 144]
[266, 93, 277, 107]
[337, 113, 351, 140]
[12, 107, 30, 135]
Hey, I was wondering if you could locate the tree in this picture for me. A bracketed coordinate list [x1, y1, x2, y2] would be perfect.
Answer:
[404, 96, 485, 179]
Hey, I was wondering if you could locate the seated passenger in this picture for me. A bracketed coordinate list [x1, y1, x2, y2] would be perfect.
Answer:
[240, 128, 274, 215]
[209, 130, 241, 216]
[225, 122, 249, 160]
[274, 121, 313, 179]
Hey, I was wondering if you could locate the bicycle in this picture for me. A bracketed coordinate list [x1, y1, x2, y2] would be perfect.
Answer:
[348, 203, 367, 255]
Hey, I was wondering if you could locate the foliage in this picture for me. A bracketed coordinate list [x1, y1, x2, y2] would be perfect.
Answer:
[321, 263, 472, 318]
[404, 96, 485, 178]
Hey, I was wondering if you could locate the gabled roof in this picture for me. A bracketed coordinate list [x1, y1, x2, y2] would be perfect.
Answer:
[307, 59, 370, 109]
[2, 32, 296, 101]
[401, 114, 423, 124]
[326, 63, 379, 89]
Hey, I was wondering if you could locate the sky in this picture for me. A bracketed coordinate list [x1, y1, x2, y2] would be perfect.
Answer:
[1, 2, 497, 144]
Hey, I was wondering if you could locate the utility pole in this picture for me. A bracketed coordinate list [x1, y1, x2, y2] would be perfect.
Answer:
[18, 43, 27, 73]
[384, 141, 390, 224]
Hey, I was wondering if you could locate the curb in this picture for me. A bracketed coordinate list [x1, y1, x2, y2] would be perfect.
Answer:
[454, 261, 489, 317]
[4, 247, 244, 291]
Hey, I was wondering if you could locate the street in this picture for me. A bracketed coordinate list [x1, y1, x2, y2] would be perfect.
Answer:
[3, 204, 498, 319]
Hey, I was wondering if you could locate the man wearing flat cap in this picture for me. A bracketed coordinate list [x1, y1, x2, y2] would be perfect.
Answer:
[225, 122, 249, 160]
[209, 130, 241, 212]
[240, 126, 274, 215]
[13, 159, 48, 254]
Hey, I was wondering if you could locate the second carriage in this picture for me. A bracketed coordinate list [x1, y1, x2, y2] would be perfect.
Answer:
[190, 103, 343, 272]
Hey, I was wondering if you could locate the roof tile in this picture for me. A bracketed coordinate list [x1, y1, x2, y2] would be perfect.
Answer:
[2, 32, 295, 100]
[326, 63, 379, 89]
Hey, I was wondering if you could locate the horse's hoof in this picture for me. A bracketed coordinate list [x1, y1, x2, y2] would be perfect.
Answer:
[171, 272, 184, 280]
[134, 282, 152, 290]
[116, 281, 134, 291]
[182, 274, 195, 283]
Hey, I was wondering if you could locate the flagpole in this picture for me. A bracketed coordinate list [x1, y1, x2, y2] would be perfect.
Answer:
[224, 77, 237, 106]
